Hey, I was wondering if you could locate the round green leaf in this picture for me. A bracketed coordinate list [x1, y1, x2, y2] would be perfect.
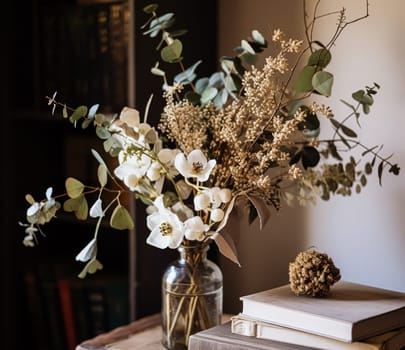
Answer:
[65, 177, 84, 199]
[308, 49, 332, 68]
[75, 195, 88, 220]
[161, 39, 183, 63]
[110, 205, 134, 230]
[78, 258, 103, 279]
[70, 105, 88, 122]
[312, 71, 333, 97]
[96, 126, 111, 140]
[143, 4, 158, 14]
[294, 66, 317, 93]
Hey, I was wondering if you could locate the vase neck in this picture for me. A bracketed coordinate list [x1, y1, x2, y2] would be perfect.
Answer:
[177, 242, 208, 264]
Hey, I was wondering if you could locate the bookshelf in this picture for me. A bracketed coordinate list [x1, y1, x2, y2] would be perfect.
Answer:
[3, 1, 218, 349]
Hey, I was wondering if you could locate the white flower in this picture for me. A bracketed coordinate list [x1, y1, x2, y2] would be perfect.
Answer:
[158, 148, 180, 176]
[146, 197, 184, 249]
[174, 149, 216, 182]
[114, 152, 151, 191]
[146, 161, 163, 182]
[184, 216, 209, 241]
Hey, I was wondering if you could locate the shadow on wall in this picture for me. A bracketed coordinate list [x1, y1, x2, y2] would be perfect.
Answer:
[220, 206, 308, 314]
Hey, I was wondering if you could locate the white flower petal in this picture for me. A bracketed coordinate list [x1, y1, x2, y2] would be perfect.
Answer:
[188, 149, 208, 167]
[146, 227, 171, 249]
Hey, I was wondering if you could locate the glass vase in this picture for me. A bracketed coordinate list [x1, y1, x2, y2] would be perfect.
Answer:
[161, 241, 223, 350]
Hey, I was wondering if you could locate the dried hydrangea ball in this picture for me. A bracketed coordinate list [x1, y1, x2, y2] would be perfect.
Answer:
[288, 250, 341, 297]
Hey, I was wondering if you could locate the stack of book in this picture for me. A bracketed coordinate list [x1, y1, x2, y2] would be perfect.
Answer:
[189, 281, 405, 350]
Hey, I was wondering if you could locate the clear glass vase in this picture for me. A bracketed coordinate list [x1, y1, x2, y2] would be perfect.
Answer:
[161, 241, 223, 350]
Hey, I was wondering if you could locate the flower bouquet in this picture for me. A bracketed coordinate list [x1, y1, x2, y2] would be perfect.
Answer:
[21, 1, 400, 349]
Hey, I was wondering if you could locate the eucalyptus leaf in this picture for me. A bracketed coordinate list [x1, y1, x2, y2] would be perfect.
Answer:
[78, 258, 103, 279]
[81, 118, 93, 129]
[75, 195, 88, 220]
[209, 71, 225, 88]
[63, 197, 82, 212]
[88, 104, 99, 118]
[252, 29, 265, 45]
[25, 194, 35, 205]
[91, 149, 108, 170]
[340, 124, 357, 138]
[241, 39, 255, 55]
[161, 39, 182, 63]
[200, 86, 218, 104]
[295, 66, 317, 93]
[110, 205, 134, 230]
[143, 3, 158, 14]
[75, 238, 97, 262]
[174, 60, 201, 84]
[195, 78, 209, 94]
[96, 126, 111, 140]
[65, 177, 84, 199]
[312, 71, 333, 96]
[103, 137, 115, 153]
[307, 48, 331, 68]
[97, 164, 108, 187]
[70, 106, 88, 122]
[151, 66, 166, 77]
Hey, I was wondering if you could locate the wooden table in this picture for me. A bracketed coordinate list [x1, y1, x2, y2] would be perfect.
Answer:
[76, 313, 163, 350]
[76, 314, 235, 350]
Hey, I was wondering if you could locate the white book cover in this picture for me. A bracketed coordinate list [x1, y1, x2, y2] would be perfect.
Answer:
[240, 281, 405, 342]
[231, 314, 405, 350]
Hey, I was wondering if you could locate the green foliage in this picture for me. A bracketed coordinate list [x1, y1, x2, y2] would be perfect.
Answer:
[110, 205, 134, 230]
[65, 177, 84, 199]
[78, 258, 103, 279]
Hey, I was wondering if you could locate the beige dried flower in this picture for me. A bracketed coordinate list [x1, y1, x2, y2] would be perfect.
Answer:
[289, 250, 341, 297]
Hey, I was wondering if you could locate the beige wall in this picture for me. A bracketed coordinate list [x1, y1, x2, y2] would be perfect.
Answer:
[218, 0, 405, 314]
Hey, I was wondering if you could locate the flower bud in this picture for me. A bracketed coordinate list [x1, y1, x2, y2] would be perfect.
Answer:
[210, 208, 224, 222]
[194, 193, 211, 211]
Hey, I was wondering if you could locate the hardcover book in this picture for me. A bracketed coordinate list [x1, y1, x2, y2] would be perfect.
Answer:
[240, 281, 405, 342]
[231, 314, 405, 350]
[189, 322, 312, 350]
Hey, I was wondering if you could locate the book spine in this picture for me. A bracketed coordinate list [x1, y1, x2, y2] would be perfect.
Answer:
[57, 279, 78, 350]
[231, 315, 381, 350]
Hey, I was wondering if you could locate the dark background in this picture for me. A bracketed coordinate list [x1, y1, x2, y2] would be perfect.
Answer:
[0, 0, 217, 348]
